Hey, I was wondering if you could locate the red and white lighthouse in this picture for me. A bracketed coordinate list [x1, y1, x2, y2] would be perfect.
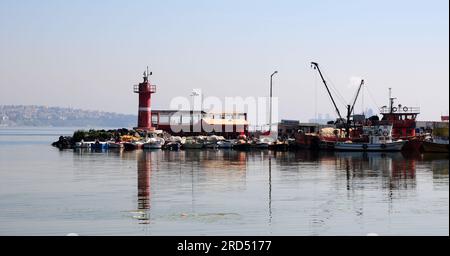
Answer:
[134, 67, 156, 130]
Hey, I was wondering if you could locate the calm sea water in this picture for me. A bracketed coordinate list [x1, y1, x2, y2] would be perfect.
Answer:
[0, 127, 448, 236]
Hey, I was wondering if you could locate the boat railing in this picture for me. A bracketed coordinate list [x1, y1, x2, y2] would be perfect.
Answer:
[380, 106, 420, 114]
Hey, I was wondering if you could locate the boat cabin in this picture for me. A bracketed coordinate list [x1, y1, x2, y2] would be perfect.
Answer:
[379, 93, 420, 139]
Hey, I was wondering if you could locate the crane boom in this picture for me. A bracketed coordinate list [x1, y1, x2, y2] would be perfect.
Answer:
[349, 79, 364, 116]
[311, 62, 343, 121]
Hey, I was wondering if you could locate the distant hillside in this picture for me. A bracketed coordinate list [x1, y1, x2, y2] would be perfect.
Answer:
[0, 105, 137, 127]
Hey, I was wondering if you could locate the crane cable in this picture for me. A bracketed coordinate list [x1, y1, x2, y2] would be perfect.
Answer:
[322, 72, 348, 108]
[365, 84, 381, 113]
[314, 73, 318, 122]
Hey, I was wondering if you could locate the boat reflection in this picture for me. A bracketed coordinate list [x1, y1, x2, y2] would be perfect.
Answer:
[333, 151, 417, 191]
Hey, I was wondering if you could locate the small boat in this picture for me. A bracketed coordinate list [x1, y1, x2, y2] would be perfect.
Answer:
[165, 142, 181, 151]
[123, 141, 144, 151]
[335, 140, 406, 151]
[75, 141, 94, 148]
[232, 140, 251, 150]
[205, 142, 218, 149]
[269, 141, 289, 151]
[143, 138, 165, 149]
[422, 137, 449, 153]
[107, 141, 124, 149]
[250, 141, 269, 149]
[91, 141, 108, 150]
[183, 142, 204, 149]
[183, 138, 204, 149]
[335, 125, 406, 152]
[217, 140, 233, 149]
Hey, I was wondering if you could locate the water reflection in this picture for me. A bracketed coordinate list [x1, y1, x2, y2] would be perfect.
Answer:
[334, 152, 417, 191]
[68, 148, 448, 234]
[137, 151, 151, 213]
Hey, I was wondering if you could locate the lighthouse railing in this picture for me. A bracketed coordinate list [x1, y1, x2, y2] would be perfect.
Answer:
[134, 84, 156, 93]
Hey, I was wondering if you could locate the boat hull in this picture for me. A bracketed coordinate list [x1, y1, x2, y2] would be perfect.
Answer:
[422, 141, 449, 153]
[232, 143, 251, 151]
[268, 143, 289, 151]
[250, 143, 269, 149]
[143, 143, 163, 149]
[182, 143, 204, 149]
[123, 142, 143, 151]
[107, 142, 123, 149]
[91, 143, 108, 150]
[165, 142, 181, 150]
[335, 141, 406, 151]
[217, 141, 233, 149]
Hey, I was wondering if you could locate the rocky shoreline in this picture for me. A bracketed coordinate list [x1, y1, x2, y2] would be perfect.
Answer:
[51, 128, 155, 149]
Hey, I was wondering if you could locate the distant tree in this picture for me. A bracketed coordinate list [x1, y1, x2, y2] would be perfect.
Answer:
[73, 130, 87, 142]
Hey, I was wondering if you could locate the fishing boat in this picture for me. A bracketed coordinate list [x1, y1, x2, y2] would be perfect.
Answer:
[294, 131, 320, 150]
[335, 125, 406, 151]
[143, 137, 165, 149]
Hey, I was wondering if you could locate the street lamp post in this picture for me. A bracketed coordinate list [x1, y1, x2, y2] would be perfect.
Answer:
[190, 89, 203, 133]
[269, 71, 278, 132]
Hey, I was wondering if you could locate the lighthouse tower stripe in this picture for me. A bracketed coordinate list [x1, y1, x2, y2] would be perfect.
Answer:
[139, 107, 152, 111]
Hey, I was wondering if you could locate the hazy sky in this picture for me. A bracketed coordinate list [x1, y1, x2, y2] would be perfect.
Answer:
[0, 0, 448, 121]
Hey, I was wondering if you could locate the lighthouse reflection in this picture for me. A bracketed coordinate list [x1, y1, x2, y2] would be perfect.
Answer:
[134, 150, 151, 224]
[137, 150, 151, 211]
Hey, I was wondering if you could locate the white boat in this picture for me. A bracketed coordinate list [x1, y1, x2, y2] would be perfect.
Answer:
[143, 138, 165, 149]
[335, 125, 406, 152]
[335, 140, 406, 151]
[75, 141, 94, 148]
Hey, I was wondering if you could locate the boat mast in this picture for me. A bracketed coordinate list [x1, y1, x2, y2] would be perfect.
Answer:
[389, 87, 396, 113]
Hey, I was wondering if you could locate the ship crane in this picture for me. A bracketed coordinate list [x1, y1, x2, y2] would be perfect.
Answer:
[311, 62, 344, 122]
[311, 62, 364, 138]
[347, 79, 365, 132]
